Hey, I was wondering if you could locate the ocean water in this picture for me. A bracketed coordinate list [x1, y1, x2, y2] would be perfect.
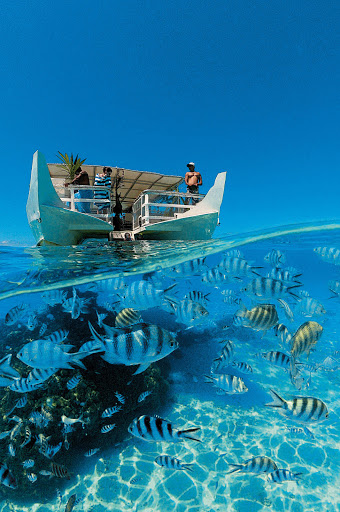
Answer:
[1, 222, 340, 512]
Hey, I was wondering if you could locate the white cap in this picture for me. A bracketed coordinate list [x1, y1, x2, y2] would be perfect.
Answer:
[187, 162, 195, 167]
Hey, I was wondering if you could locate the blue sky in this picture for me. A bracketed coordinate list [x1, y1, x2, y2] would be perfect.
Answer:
[1, 0, 339, 245]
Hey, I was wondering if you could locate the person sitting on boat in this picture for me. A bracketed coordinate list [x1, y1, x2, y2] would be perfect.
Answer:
[185, 162, 202, 204]
[94, 166, 112, 213]
[66, 167, 92, 214]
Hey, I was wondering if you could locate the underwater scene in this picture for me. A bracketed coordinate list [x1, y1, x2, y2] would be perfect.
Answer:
[0, 222, 340, 512]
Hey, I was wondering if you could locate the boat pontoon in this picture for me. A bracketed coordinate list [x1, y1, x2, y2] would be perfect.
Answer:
[26, 151, 226, 246]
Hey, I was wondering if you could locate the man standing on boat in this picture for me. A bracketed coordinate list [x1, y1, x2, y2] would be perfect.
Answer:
[185, 162, 202, 203]
[185, 162, 202, 194]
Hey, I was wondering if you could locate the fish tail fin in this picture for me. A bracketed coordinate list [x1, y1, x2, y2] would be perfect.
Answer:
[265, 389, 287, 408]
[235, 301, 247, 317]
[164, 283, 177, 293]
[227, 464, 243, 474]
[287, 285, 302, 300]
[251, 266, 263, 276]
[88, 321, 104, 342]
[177, 427, 201, 442]
[182, 463, 194, 472]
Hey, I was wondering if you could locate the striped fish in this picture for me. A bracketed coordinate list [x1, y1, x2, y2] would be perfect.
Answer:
[313, 246, 340, 265]
[267, 268, 301, 285]
[155, 455, 193, 472]
[201, 269, 233, 285]
[257, 351, 291, 370]
[5, 304, 29, 326]
[295, 297, 326, 317]
[212, 341, 234, 372]
[17, 339, 101, 370]
[128, 415, 201, 443]
[97, 277, 126, 293]
[290, 321, 323, 359]
[171, 258, 207, 277]
[22, 459, 35, 469]
[223, 293, 241, 306]
[184, 290, 210, 305]
[233, 303, 279, 332]
[101, 406, 122, 418]
[267, 469, 303, 483]
[205, 374, 248, 394]
[265, 389, 329, 423]
[137, 391, 152, 403]
[41, 290, 67, 306]
[44, 329, 69, 344]
[219, 257, 261, 277]
[121, 280, 175, 309]
[0, 463, 17, 488]
[277, 299, 294, 322]
[274, 323, 292, 346]
[167, 299, 209, 326]
[27, 473, 37, 483]
[27, 367, 57, 384]
[66, 374, 82, 390]
[9, 378, 43, 393]
[223, 249, 244, 258]
[264, 249, 286, 267]
[89, 322, 178, 375]
[84, 448, 100, 457]
[115, 308, 142, 328]
[20, 427, 32, 448]
[114, 391, 125, 404]
[101, 424, 116, 433]
[242, 278, 300, 300]
[50, 462, 71, 479]
[231, 361, 253, 374]
[228, 456, 278, 474]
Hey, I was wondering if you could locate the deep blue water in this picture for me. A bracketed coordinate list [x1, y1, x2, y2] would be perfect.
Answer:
[1, 222, 340, 512]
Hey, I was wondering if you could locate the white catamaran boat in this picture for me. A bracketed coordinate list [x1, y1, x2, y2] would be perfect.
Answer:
[27, 151, 226, 246]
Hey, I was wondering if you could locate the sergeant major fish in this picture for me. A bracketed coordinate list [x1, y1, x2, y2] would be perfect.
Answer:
[205, 373, 248, 395]
[228, 456, 278, 475]
[17, 340, 102, 370]
[233, 303, 278, 332]
[264, 249, 286, 267]
[155, 455, 193, 472]
[5, 304, 29, 326]
[290, 321, 323, 360]
[267, 469, 303, 483]
[89, 322, 178, 375]
[115, 308, 142, 328]
[128, 415, 201, 443]
[265, 389, 328, 423]
[218, 256, 262, 277]
[242, 278, 301, 300]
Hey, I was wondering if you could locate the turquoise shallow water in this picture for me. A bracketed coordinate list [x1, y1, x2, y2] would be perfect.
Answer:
[1, 222, 340, 512]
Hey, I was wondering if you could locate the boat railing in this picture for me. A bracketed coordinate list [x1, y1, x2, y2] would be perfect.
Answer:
[60, 185, 112, 220]
[132, 189, 205, 229]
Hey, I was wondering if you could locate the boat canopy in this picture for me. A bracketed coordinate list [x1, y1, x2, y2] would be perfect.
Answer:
[47, 163, 184, 213]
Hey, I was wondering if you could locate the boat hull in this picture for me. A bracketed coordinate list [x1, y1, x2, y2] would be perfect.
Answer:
[27, 151, 113, 246]
[134, 212, 219, 240]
